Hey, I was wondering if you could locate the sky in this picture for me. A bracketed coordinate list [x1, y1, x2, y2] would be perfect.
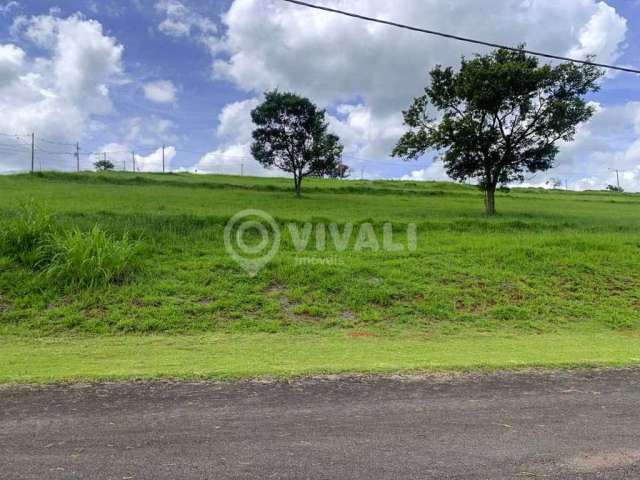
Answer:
[0, 0, 639, 190]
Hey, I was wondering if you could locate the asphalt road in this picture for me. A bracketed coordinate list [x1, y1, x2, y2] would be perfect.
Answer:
[2, 369, 640, 479]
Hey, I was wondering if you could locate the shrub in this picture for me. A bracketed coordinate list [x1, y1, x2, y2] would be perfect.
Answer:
[1, 202, 141, 288]
[0, 201, 54, 267]
[45, 226, 141, 288]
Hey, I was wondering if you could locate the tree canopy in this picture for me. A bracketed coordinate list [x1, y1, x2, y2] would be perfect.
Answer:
[393, 48, 602, 214]
[251, 90, 343, 196]
[94, 159, 114, 171]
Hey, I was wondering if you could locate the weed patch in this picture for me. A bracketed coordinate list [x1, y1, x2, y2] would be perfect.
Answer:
[0, 202, 141, 290]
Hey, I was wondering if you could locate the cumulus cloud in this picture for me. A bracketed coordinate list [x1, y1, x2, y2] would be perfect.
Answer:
[95, 143, 176, 173]
[155, 0, 224, 55]
[134, 145, 176, 172]
[214, 0, 626, 113]
[327, 104, 404, 159]
[0, 44, 24, 87]
[567, 2, 627, 63]
[401, 162, 450, 182]
[0, 1, 18, 16]
[547, 102, 640, 191]
[143, 80, 177, 103]
[193, 97, 284, 176]
[123, 116, 178, 147]
[0, 13, 124, 172]
[206, 0, 630, 186]
[402, 102, 640, 191]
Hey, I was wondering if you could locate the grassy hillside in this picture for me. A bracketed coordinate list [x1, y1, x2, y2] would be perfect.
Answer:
[1, 171, 639, 337]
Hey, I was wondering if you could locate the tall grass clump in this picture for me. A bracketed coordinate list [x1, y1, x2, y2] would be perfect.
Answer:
[45, 226, 141, 288]
[1, 202, 141, 288]
[0, 200, 54, 267]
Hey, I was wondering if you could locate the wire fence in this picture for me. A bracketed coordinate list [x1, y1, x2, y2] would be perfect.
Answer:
[0, 131, 627, 189]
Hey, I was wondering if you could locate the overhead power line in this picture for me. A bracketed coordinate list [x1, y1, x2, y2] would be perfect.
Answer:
[0, 132, 31, 138]
[280, 0, 640, 75]
[38, 138, 78, 146]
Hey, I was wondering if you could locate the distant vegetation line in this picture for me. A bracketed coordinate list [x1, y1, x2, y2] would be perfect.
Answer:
[12, 172, 640, 205]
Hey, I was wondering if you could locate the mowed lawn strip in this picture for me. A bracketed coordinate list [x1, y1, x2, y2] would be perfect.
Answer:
[1, 332, 639, 384]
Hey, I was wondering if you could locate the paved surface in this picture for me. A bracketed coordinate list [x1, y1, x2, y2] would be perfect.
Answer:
[2, 370, 640, 479]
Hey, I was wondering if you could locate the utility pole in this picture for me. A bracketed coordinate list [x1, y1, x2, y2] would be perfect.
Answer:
[75, 142, 80, 172]
[132, 151, 136, 172]
[241, 160, 244, 176]
[609, 168, 622, 190]
[162, 145, 165, 173]
[30, 132, 34, 173]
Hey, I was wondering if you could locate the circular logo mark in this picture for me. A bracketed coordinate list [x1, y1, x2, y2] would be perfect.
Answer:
[224, 209, 281, 277]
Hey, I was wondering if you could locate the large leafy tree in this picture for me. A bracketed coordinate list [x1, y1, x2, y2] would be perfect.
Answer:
[251, 90, 344, 197]
[393, 48, 602, 215]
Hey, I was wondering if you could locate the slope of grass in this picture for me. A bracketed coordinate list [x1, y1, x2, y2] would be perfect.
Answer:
[0, 171, 639, 339]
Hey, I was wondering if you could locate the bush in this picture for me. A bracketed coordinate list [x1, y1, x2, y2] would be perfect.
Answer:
[45, 226, 141, 288]
[0, 201, 54, 267]
[1, 203, 141, 288]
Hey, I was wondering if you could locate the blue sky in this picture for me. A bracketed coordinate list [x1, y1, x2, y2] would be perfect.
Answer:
[0, 0, 639, 189]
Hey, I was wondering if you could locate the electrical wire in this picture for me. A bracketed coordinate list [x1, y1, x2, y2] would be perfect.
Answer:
[280, 0, 640, 75]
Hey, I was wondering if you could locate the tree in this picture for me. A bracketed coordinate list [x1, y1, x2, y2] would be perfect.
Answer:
[331, 163, 351, 179]
[392, 48, 602, 215]
[308, 162, 350, 179]
[94, 159, 114, 171]
[606, 184, 624, 193]
[251, 90, 344, 196]
[546, 177, 563, 189]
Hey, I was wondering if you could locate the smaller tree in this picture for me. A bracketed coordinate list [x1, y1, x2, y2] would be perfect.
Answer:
[328, 163, 351, 179]
[546, 177, 563, 189]
[308, 162, 350, 179]
[606, 184, 624, 193]
[94, 159, 114, 171]
[251, 90, 343, 196]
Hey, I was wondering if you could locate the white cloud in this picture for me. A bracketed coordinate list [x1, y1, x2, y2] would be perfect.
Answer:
[155, 0, 224, 55]
[208, 0, 629, 184]
[0, 1, 18, 16]
[135, 145, 176, 172]
[95, 143, 176, 173]
[546, 102, 640, 191]
[215, 96, 259, 139]
[327, 104, 404, 159]
[214, 0, 627, 113]
[143, 80, 177, 104]
[567, 2, 627, 63]
[123, 116, 178, 147]
[193, 97, 284, 177]
[0, 44, 24, 87]
[403, 102, 640, 191]
[0, 13, 124, 172]
[401, 162, 450, 182]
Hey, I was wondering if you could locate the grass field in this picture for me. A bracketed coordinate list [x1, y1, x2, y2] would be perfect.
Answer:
[0, 171, 639, 381]
[2, 332, 639, 384]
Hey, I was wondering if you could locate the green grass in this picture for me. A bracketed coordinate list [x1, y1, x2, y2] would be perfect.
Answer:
[0, 171, 639, 381]
[0, 332, 638, 384]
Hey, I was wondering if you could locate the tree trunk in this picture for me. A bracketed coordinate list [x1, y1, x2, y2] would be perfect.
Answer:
[485, 187, 496, 216]
[294, 174, 302, 197]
